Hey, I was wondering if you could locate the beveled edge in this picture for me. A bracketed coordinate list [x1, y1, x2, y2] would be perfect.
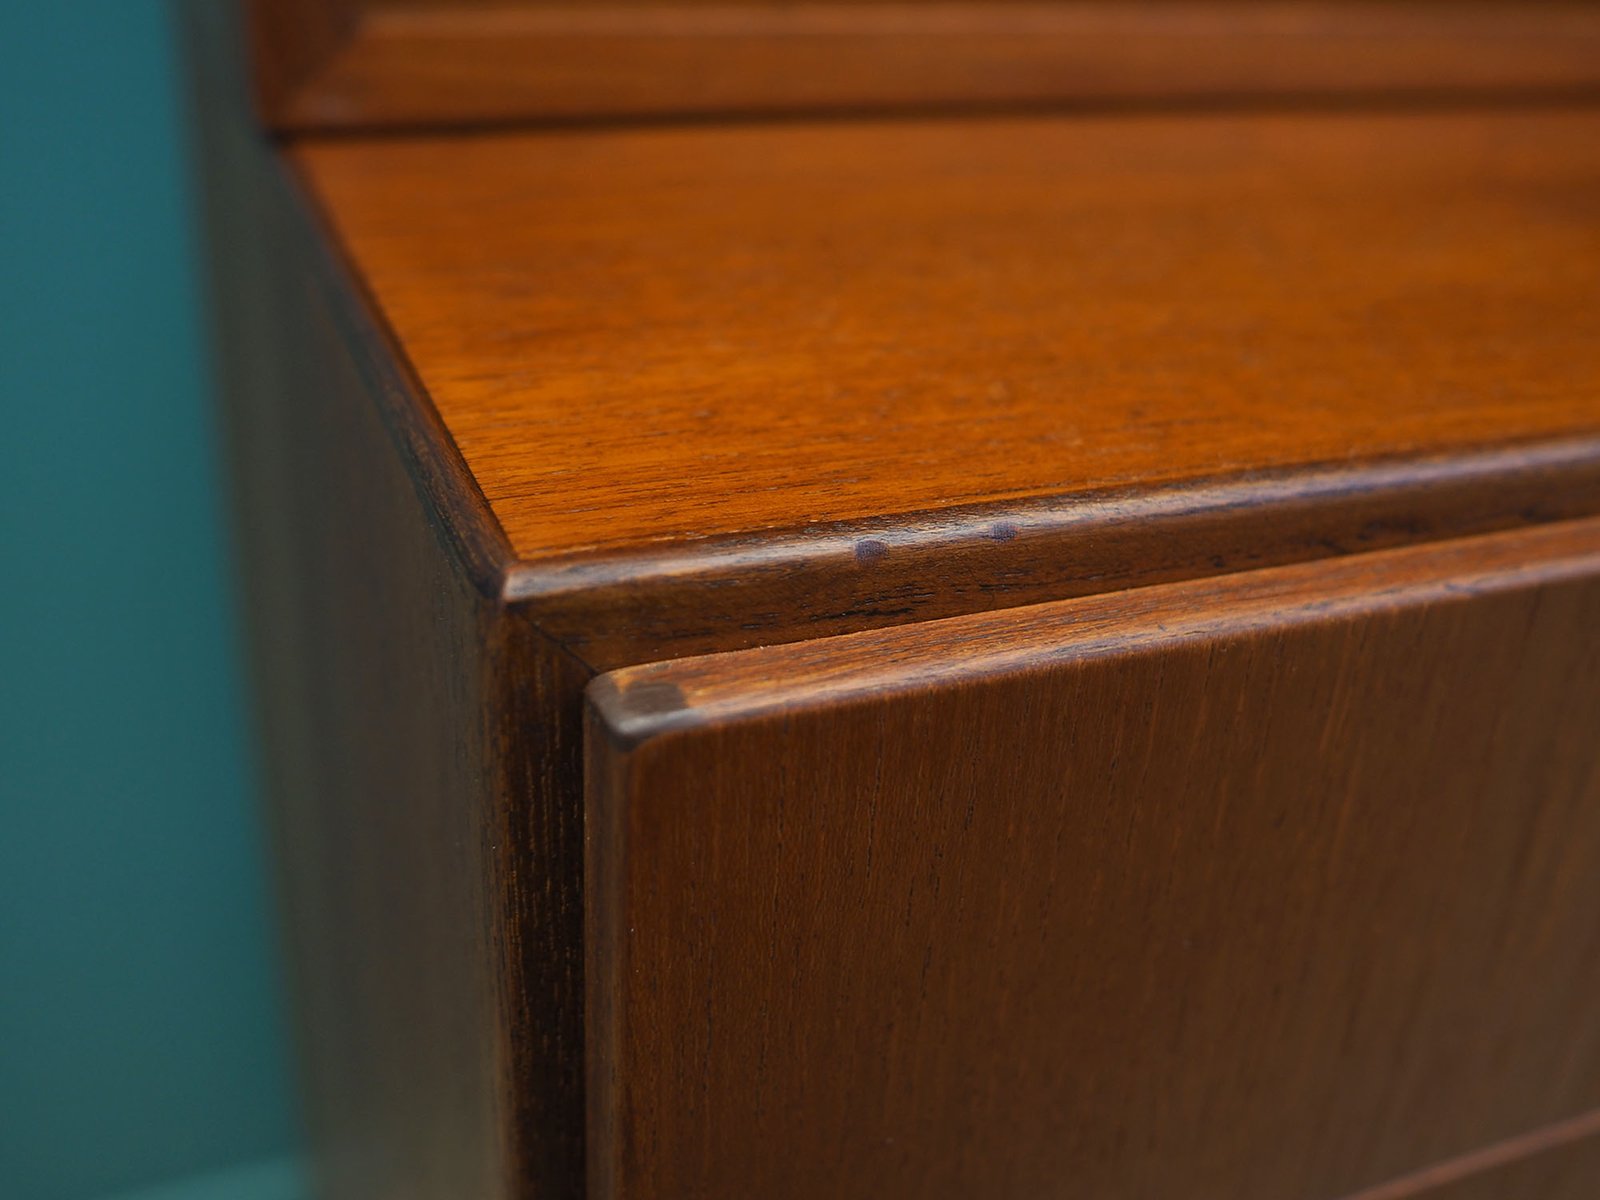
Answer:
[505, 434, 1600, 670]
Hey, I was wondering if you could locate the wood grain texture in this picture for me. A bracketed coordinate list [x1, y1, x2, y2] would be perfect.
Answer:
[184, 6, 587, 1197]
[295, 107, 1600, 573]
[249, 2, 1600, 131]
[588, 516, 1600, 1200]
[509, 437, 1600, 668]
[200, 9, 1600, 1198]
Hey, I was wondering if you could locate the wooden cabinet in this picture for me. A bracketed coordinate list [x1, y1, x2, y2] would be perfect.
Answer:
[183, 3, 1600, 1198]
[589, 523, 1600, 1200]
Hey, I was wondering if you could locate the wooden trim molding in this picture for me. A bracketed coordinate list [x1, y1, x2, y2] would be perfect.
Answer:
[252, 1, 1600, 132]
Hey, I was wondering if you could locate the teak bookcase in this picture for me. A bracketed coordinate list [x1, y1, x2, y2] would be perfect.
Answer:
[182, 3, 1600, 1198]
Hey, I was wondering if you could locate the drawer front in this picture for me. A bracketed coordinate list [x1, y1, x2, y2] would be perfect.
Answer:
[586, 518, 1600, 1200]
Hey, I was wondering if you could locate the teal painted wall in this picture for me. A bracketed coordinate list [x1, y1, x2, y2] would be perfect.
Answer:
[0, 3, 302, 1198]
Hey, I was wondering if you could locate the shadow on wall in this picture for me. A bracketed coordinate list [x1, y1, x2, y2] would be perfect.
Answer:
[0, 3, 302, 1199]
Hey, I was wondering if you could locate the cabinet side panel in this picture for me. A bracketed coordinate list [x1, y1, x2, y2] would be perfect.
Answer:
[187, 127, 503, 1200]
[182, 6, 588, 1197]
[589, 522, 1600, 1200]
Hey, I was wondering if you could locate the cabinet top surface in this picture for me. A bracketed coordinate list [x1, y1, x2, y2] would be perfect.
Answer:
[295, 107, 1600, 563]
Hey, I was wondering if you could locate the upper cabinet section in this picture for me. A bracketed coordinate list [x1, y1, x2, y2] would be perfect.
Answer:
[251, 2, 1600, 131]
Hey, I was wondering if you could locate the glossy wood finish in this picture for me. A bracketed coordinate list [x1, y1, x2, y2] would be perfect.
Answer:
[193, 8, 1600, 1199]
[252, 2, 1600, 130]
[202, 95, 1600, 1198]
[513, 438, 1600, 669]
[296, 107, 1600, 571]
[588, 516, 1600, 1200]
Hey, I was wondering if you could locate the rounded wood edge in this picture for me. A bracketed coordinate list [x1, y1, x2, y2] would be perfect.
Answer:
[277, 152, 520, 596]
[507, 435, 1600, 670]
[587, 511, 1600, 736]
